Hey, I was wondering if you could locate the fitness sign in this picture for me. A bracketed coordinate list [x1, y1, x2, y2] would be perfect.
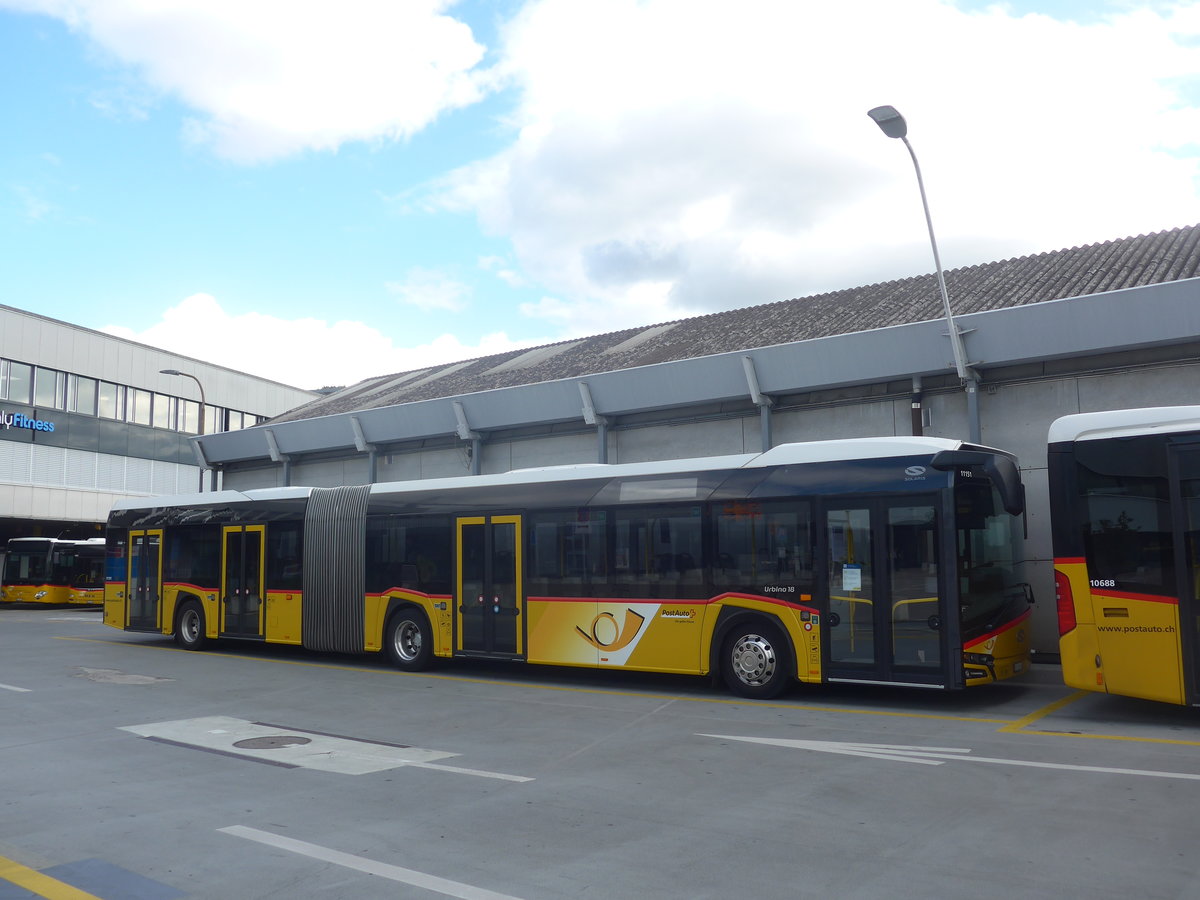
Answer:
[0, 410, 56, 432]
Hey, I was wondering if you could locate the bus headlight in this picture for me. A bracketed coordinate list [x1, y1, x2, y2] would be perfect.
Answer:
[963, 652, 994, 666]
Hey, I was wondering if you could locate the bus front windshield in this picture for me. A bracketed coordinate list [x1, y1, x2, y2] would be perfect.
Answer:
[956, 482, 1025, 638]
[3, 547, 49, 585]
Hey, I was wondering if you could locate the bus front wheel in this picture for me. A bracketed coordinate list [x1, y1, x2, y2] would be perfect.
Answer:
[721, 622, 790, 699]
[384, 608, 433, 671]
[175, 601, 208, 651]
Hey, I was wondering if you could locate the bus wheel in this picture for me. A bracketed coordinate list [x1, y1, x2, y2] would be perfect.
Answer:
[175, 601, 207, 651]
[721, 623, 790, 699]
[385, 608, 432, 671]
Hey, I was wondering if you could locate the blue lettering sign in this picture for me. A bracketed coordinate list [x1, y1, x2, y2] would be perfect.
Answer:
[1, 411, 56, 432]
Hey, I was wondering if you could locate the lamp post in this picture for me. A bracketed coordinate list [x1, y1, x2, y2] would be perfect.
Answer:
[160, 368, 208, 490]
[867, 105, 980, 443]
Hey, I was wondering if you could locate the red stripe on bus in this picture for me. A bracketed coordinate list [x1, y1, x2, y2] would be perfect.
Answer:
[1053, 557, 1086, 565]
[367, 590, 451, 600]
[964, 608, 1032, 648]
[527, 592, 818, 615]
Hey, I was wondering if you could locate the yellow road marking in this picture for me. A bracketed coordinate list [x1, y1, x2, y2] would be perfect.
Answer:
[0, 856, 102, 900]
[998, 689, 1088, 733]
[999, 688, 1200, 745]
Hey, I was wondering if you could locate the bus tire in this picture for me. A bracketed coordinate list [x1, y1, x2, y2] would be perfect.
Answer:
[721, 621, 791, 699]
[384, 607, 433, 671]
[175, 600, 208, 651]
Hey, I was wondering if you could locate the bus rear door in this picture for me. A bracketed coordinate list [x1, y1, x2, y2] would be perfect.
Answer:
[127, 530, 163, 631]
[456, 515, 524, 657]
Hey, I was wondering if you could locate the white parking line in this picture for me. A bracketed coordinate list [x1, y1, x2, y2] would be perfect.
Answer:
[701, 734, 1200, 781]
[0, 683, 31, 693]
[219, 825, 526, 900]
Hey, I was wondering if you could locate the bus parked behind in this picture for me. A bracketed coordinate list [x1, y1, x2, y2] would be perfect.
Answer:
[2, 537, 105, 605]
[1049, 406, 1200, 705]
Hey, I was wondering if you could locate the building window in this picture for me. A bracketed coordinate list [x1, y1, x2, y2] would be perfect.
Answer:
[152, 393, 173, 429]
[69, 375, 98, 415]
[5, 361, 32, 404]
[179, 399, 200, 434]
[33, 367, 66, 409]
[129, 388, 152, 425]
[98, 382, 125, 420]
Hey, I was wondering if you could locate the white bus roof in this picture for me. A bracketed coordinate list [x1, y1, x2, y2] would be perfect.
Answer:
[360, 436, 978, 501]
[110, 436, 992, 513]
[1049, 406, 1200, 444]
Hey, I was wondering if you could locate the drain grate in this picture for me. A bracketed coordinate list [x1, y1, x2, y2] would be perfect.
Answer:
[233, 735, 313, 750]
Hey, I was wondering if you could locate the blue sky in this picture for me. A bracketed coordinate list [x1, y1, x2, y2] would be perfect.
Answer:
[2, 0, 1198, 390]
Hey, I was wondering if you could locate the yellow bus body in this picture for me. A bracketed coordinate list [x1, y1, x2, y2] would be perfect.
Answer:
[105, 575, 1025, 691]
[108, 580, 830, 684]
[2, 583, 72, 604]
[1055, 559, 1183, 705]
[525, 592, 822, 680]
[962, 609, 1032, 684]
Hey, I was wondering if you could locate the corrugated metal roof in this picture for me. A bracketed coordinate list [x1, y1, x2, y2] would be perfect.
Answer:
[272, 224, 1200, 424]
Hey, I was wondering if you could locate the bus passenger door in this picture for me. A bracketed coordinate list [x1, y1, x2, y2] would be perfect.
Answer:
[823, 498, 945, 686]
[127, 529, 163, 630]
[456, 515, 524, 656]
[221, 525, 265, 637]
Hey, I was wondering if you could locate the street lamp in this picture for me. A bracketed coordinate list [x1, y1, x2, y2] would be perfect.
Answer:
[160, 368, 208, 490]
[868, 105, 979, 442]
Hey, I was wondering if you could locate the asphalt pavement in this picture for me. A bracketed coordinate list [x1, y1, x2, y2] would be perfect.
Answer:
[2, 605, 1198, 900]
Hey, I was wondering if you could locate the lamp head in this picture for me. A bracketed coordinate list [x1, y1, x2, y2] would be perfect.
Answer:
[160, 368, 184, 376]
[868, 105, 907, 139]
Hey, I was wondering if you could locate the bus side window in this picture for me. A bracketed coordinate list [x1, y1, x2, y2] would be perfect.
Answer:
[266, 522, 303, 591]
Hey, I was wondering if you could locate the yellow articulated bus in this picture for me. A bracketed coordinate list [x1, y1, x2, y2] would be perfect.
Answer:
[1, 537, 106, 605]
[103, 437, 1033, 699]
[1049, 406, 1200, 706]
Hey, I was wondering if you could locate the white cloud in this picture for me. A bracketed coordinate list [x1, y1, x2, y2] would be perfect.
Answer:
[478, 254, 527, 287]
[11, 184, 54, 221]
[12, 0, 1200, 365]
[432, 0, 1200, 329]
[99, 293, 542, 389]
[385, 267, 472, 312]
[5, 0, 488, 162]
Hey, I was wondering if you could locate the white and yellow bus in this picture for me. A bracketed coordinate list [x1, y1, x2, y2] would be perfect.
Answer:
[1050, 406, 1200, 705]
[103, 437, 1032, 699]
[2, 537, 106, 605]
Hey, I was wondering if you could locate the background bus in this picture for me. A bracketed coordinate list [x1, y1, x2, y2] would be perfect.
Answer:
[1, 537, 107, 605]
[1049, 406, 1200, 706]
[103, 437, 1033, 698]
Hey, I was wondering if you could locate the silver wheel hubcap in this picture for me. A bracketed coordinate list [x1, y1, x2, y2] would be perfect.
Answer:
[181, 610, 199, 642]
[731, 633, 776, 685]
[394, 620, 421, 662]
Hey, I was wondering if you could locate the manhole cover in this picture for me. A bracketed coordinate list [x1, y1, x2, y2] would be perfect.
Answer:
[233, 736, 313, 749]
